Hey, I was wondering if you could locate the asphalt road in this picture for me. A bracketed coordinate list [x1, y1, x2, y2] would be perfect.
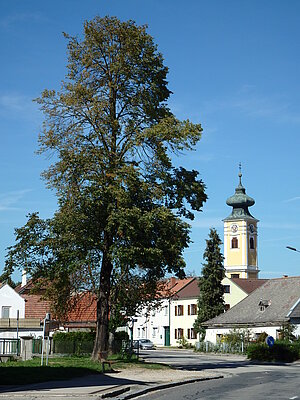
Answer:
[138, 349, 300, 400]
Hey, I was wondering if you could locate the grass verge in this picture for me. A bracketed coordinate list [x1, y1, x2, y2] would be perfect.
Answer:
[0, 355, 170, 386]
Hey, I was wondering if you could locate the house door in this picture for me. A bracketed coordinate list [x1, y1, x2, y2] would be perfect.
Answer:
[164, 327, 170, 346]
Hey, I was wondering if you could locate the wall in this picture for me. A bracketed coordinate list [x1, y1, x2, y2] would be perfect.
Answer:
[222, 277, 248, 309]
[0, 285, 25, 319]
[205, 326, 280, 344]
[133, 299, 170, 346]
[171, 298, 198, 346]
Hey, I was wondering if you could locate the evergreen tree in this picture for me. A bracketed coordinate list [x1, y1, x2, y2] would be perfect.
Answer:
[194, 228, 225, 340]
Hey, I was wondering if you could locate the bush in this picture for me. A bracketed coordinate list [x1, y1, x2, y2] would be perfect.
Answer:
[114, 331, 129, 341]
[256, 332, 268, 343]
[53, 331, 95, 342]
[52, 331, 95, 355]
[247, 341, 299, 362]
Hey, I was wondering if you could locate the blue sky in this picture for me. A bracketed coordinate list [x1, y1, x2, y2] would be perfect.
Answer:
[0, 0, 300, 280]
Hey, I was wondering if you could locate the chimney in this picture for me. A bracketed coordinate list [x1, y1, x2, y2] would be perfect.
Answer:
[170, 277, 176, 287]
[21, 270, 27, 287]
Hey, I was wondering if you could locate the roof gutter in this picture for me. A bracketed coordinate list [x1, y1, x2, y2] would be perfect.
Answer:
[286, 296, 300, 317]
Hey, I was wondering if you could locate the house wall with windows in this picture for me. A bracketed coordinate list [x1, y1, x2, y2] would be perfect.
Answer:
[0, 284, 25, 319]
[133, 299, 170, 346]
[132, 277, 195, 346]
[170, 278, 199, 346]
[222, 277, 248, 310]
[171, 298, 198, 346]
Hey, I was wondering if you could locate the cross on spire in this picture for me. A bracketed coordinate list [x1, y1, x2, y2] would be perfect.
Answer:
[239, 162, 242, 185]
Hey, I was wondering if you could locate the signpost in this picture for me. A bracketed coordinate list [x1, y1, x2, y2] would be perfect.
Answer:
[265, 335, 275, 348]
[41, 313, 51, 366]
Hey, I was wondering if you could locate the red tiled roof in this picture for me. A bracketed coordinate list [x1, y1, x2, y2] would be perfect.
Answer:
[22, 294, 51, 319]
[175, 278, 200, 299]
[64, 292, 97, 322]
[231, 278, 268, 294]
[158, 277, 195, 298]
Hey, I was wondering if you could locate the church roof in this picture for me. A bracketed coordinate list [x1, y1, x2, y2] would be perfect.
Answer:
[231, 278, 268, 294]
[224, 169, 257, 221]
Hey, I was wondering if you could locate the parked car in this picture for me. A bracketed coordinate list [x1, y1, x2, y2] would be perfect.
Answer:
[133, 339, 155, 350]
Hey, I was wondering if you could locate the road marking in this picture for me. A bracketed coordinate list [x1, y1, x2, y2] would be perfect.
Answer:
[289, 396, 298, 399]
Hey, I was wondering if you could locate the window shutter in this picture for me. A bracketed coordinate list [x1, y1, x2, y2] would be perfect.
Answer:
[175, 306, 177, 316]
[188, 305, 190, 315]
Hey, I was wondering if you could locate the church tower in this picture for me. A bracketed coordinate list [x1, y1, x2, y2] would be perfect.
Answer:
[223, 167, 259, 279]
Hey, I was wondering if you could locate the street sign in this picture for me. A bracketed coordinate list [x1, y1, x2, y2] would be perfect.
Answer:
[265, 335, 275, 347]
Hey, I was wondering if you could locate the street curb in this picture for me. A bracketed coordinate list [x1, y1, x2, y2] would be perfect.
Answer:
[102, 375, 224, 399]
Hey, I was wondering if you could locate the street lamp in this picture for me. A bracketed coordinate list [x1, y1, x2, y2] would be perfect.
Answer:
[286, 246, 300, 253]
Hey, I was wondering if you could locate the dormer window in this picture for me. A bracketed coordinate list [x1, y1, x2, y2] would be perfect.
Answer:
[259, 300, 270, 312]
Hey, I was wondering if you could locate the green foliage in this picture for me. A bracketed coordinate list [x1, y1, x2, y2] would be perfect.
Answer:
[52, 331, 96, 355]
[256, 332, 268, 343]
[4, 16, 207, 357]
[114, 331, 129, 342]
[278, 322, 297, 341]
[53, 331, 95, 342]
[193, 228, 225, 339]
[177, 336, 193, 349]
[223, 328, 252, 347]
[247, 341, 299, 362]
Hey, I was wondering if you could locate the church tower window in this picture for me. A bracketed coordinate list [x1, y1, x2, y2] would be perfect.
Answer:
[250, 237, 254, 249]
[231, 237, 238, 248]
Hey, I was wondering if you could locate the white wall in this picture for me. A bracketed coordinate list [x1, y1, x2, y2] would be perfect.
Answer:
[0, 284, 25, 319]
[0, 329, 43, 339]
[133, 299, 170, 346]
[205, 326, 280, 344]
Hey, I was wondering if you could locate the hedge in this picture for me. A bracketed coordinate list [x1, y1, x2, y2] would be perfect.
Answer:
[247, 341, 300, 362]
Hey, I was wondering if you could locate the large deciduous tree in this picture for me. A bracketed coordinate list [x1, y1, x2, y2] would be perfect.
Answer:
[5, 16, 207, 360]
[194, 228, 225, 340]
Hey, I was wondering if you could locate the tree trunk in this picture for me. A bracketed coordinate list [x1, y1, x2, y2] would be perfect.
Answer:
[91, 248, 113, 361]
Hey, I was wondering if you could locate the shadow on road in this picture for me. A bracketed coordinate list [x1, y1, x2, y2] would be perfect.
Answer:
[0, 372, 146, 394]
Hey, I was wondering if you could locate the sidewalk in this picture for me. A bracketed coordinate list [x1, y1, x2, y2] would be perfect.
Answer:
[0, 366, 224, 399]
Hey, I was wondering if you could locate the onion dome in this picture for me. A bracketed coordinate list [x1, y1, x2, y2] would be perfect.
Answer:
[224, 167, 256, 220]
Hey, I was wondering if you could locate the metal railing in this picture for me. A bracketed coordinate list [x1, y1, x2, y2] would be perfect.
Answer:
[195, 341, 247, 354]
[0, 338, 20, 355]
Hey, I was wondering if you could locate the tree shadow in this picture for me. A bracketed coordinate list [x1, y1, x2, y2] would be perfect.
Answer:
[0, 367, 146, 393]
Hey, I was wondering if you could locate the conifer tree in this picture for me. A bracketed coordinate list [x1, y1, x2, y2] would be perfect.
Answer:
[194, 228, 225, 340]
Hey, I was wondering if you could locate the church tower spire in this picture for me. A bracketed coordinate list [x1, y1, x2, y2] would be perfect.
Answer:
[223, 166, 259, 279]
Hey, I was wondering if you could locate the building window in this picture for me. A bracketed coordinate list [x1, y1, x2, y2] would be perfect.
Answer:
[2, 306, 10, 319]
[231, 237, 238, 248]
[231, 274, 240, 278]
[225, 304, 230, 311]
[137, 328, 140, 338]
[175, 305, 184, 316]
[187, 328, 197, 339]
[174, 328, 184, 339]
[188, 304, 197, 315]
[250, 237, 254, 249]
[152, 327, 157, 338]
[164, 306, 168, 316]
[223, 285, 230, 293]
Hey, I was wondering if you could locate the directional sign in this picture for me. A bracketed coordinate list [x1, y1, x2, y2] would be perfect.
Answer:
[265, 335, 275, 347]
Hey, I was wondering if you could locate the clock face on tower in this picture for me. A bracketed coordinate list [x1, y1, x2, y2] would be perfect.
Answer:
[231, 224, 238, 233]
[249, 224, 254, 233]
